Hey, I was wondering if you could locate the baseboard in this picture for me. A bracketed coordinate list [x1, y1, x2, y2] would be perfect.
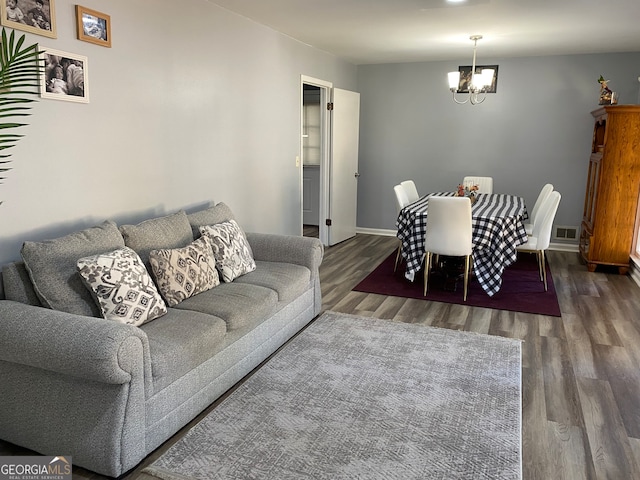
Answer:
[548, 242, 580, 253]
[356, 227, 396, 237]
[356, 227, 580, 252]
[631, 256, 640, 288]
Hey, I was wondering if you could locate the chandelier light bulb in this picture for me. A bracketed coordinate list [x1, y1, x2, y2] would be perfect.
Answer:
[481, 68, 494, 87]
[448, 71, 461, 90]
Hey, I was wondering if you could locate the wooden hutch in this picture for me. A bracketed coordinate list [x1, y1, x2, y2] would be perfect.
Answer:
[579, 105, 640, 274]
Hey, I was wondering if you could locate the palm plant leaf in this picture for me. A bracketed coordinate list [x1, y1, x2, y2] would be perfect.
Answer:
[0, 27, 43, 204]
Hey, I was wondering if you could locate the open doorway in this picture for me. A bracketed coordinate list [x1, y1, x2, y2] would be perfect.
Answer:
[301, 76, 332, 245]
[302, 84, 321, 239]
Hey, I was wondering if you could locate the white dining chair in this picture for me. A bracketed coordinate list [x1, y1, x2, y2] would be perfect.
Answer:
[423, 196, 473, 300]
[401, 180, 420, 203]
[463, 176, 493, 194]
[393, 184, 410, 272]
[524, 183, 554, 235]
[517, 191, 561, 291]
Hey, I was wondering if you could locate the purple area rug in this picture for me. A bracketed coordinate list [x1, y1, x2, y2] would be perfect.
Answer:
[353, 251, 561, 317]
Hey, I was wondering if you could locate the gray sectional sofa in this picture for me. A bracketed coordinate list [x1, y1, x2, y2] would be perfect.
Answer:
[0, 202, 323, 477]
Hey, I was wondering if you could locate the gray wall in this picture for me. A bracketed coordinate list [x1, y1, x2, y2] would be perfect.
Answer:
[0, 0, 357, 268]
[356, 52, 640, 236]
[2, 0, 639, 270]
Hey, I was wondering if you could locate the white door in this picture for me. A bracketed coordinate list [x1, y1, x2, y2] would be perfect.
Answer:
[328, 88, 360, 246]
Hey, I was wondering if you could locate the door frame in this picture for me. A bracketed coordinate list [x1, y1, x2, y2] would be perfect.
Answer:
[301, 75, 332, 246]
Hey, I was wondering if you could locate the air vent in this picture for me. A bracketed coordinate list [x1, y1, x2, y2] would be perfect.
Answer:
[554, 226, 578, 240]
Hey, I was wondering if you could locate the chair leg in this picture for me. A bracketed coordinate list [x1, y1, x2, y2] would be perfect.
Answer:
[534, 251, 543, 281]
[463, 255, 470, 301]
[423, 252, 432, 296]
[394, 243, 402, 272]
[541, 250, 548, 291]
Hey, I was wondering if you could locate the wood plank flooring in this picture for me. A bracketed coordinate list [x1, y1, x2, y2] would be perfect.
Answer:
[2, 232, 640, 479]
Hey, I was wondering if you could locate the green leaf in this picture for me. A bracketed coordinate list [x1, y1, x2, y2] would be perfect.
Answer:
[0, 27, 41, 204]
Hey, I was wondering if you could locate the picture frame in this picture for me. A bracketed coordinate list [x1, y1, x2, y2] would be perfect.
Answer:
[456, 64, 499, 94]
[39, 48, 89, 103]
[75, 5, 110, 48]
[0, 0, 57, 38]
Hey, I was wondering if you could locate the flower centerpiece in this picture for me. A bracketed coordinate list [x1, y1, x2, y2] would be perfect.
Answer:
[456, 183, 479, 204]
[457, 183, 479, 197]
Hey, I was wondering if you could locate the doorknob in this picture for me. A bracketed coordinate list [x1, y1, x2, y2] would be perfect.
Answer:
[354, 172, 360, 178]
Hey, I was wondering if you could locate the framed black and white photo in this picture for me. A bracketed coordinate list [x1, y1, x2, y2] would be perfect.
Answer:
[76, 5, 110, 48]
[0, 0, 56, 38]
[456, 64, 499, 94]
[40, 48, 89, 103]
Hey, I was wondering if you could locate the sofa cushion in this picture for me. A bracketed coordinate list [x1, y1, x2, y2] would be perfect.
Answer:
[199, 220, 256, 282]
[186, 202, 235, 239]
[2, 262, 42, 306]
[173, 282, 277, 331]
[77, 247, 167, 325]
[140, 308, 227, 392]
[119, 211, 193, 268]
[149, 236, 220, 307]
[21, 220, 125, 317]
[234, 261, 311, 303]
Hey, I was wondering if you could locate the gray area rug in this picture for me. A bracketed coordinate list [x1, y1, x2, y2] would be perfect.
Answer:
[143, 311, 522, 480]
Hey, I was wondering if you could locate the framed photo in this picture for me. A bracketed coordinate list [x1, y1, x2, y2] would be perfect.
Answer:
[40, 48, 89, 103]
[0, 0, 56, 38]
[456, 64, 499, 94]
[76, 5, 110, 48]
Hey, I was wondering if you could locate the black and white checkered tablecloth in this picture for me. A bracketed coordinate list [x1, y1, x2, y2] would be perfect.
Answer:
[396, 192, 529, 297]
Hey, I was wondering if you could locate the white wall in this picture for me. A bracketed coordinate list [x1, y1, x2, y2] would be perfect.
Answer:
[0, 0, 357, 269]
[356, 52, 640, 236]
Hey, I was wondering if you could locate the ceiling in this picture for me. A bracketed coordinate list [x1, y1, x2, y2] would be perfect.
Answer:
[210, 0, 640, 65]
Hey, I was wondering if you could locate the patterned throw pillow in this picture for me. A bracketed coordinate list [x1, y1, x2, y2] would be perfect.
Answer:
[149, 236, 220, 307]
[199, 220, 256, 282]
[77, 247, 167, 326]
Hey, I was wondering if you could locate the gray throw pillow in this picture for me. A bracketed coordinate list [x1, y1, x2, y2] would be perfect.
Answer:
[187, 202, 236, 239]
[77, 247, 167, 325]
[200, 220, 256, 282]
[2, 262, 42, 306]
[21, 220, 125, 317]
[149, 236, 220, 307]
[119, 211, 194, 268]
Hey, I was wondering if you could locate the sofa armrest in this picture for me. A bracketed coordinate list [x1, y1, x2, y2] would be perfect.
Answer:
[0, 300, 152, 390]
[0, 300, 152, 476]
[246, 233, 323, 271]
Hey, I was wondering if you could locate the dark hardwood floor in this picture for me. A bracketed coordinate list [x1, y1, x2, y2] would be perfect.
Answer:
[2, 233, 640, 479]
[303, 224, 319, 238]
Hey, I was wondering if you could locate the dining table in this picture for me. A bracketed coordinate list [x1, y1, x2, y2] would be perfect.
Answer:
[396, 192, 529, 297]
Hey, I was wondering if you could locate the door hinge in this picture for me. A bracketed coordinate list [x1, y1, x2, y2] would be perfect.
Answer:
[327, 102, 334, 111]
[325, 219, 332, 226]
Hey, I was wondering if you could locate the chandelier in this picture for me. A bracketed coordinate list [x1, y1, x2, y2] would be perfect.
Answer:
[448, 35, 495, 105]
